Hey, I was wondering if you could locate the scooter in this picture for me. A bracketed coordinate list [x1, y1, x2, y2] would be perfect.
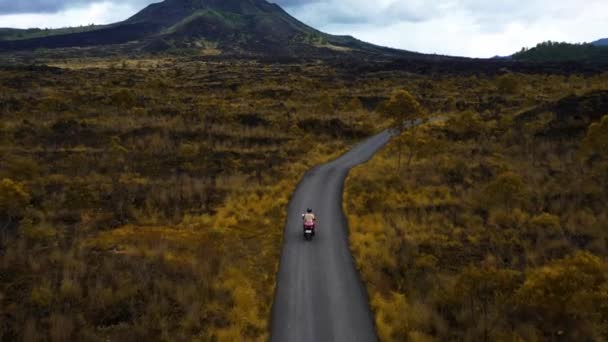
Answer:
[303, 221, 315, 241]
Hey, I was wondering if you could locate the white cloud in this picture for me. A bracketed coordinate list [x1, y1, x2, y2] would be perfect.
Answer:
[0, 0, 606, 57]
[285, 0, 608, 57]
[0, 2, 147, 28]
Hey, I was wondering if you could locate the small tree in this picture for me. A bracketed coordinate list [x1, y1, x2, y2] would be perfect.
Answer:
[497, 73, 521, 94]
[454, 265, 522, 341]
[380, 89, 426, 130]
[580, 115, 608, 197]
[515, 252, 608, 339]
[581, 114, 608, 161]
[316, 93, 334, 115]
[0, 178, 31, 230]
[379, 89, 428, 171]
[482, 172, 529, 213]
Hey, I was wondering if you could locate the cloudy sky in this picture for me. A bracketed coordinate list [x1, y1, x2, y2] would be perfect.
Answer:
[1, 0, 606, 57]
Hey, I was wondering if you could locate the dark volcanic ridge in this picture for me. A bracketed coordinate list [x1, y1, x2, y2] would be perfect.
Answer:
[593, 38, 608, 46]
[0, 0, 413, 57]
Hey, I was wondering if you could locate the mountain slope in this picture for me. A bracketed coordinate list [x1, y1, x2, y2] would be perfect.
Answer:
[0, 0, 406, 57]
[513, 41, 608, 63]
[593, 38, 608, 46]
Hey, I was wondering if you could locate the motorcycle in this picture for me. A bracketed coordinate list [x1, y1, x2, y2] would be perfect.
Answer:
[303, 220, 315, 241]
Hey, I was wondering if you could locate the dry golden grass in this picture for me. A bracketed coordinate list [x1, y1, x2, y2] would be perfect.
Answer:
[345, 76, 608, 340]
[0, 58, 374, 340]
[3, 55, 608, 340]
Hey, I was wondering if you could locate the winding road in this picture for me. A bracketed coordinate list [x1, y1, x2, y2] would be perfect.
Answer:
[271, 130, 393, 342]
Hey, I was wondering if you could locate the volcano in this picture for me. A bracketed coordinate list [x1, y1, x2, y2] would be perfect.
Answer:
[0, 0, 407, 57]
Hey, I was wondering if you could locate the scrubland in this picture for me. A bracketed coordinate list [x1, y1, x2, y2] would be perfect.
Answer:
[0, 57, 375, 341]
[2, 54, 608, 341]
[345, 72, 608, 341]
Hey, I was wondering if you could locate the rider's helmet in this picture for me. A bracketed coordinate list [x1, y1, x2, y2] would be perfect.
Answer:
[307, 208, 313, 213]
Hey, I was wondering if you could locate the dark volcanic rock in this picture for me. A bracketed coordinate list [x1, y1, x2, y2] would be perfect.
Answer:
[516, 90, 608, 138]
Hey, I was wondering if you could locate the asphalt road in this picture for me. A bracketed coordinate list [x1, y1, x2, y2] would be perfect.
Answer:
[270, 130, 393, 342]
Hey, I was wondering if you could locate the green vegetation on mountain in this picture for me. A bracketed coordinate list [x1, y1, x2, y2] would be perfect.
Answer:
[345, 73, 608, 341]
[513, 40, 608, 63]
[594, 38, 608, 46]
[0, 25, 106, 41]
[0, 0, 401, 57]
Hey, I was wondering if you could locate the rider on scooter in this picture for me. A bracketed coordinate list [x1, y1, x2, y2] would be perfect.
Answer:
[302, 208, 316, 235]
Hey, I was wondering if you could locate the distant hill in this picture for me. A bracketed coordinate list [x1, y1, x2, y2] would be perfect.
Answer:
[593, 38, 608, 46]
[0, 26, 107, 41]
[0, 28, 23, 39]
[513, 41, 608, 63]
[0, 0, 410, 57]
